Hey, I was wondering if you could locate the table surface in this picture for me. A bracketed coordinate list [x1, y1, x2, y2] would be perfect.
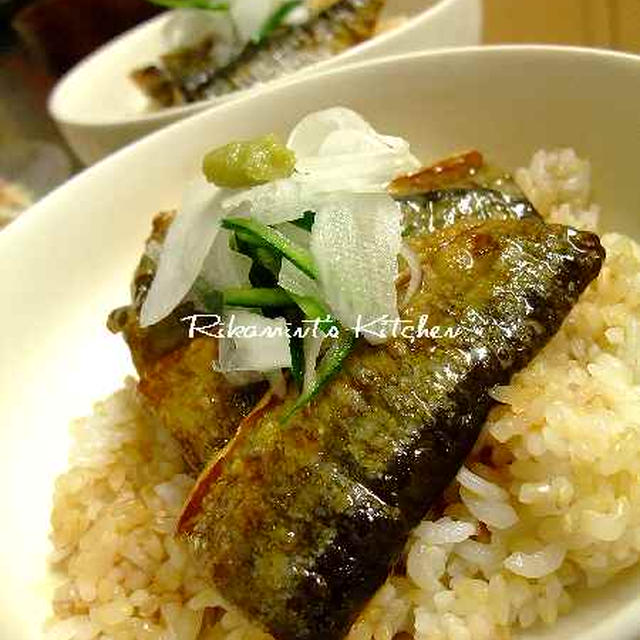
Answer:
[484, 0, 640, 52]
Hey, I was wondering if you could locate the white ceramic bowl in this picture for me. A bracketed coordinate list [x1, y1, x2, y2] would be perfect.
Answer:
[4, 46, 640, 640]
[48, 0, 481, 166]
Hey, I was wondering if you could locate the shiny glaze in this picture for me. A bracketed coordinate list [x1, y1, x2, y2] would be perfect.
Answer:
[179, 218, 604, 640]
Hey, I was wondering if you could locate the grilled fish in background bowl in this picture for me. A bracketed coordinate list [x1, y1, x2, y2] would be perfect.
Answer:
[3, 47, 640, 640]
[47, 0, 481, 166]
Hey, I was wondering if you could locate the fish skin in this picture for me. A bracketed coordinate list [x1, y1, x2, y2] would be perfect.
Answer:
[109, 150, 528, 470]
[399, 187, 540, 237]
[107, 211, 268, 472]
[130, 65, 185, 108]
[392, 152, 540, 234]
[388, 150, 485, 196]
[179, 218, 605, 640]
[178, 0, 385, 102]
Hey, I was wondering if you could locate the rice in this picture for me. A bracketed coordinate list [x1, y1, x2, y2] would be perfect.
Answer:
[46, 382, 267, 640]
[48, 149, 640, 640]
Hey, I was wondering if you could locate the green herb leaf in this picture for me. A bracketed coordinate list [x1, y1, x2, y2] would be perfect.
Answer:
[281, 325, 355, 423]
[147, 0, 229, 11]
[254, 0, 303, 43]
[288, 293, 334, 333]
[222, 217, 319, 280]
[222, 287, 293, 308]
[291, 210, 316, 232]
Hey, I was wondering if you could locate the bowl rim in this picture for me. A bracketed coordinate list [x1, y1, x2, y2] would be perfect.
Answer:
[47, 0, 472, 128]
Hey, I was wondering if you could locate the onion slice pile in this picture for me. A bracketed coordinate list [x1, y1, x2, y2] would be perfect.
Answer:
[311, 193, 402, 340]
[139, 107, 420, 379]
[221, 107, 419, 224]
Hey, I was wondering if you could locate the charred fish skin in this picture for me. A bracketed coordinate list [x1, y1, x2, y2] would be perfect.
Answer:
[181, 219, 604, 640]
[189, 453, 408, 640]
[325, 220, 604, 522]
[389, 151, 541, 235]
[187, 0, 385, 102]
[398, 187, 539, 237]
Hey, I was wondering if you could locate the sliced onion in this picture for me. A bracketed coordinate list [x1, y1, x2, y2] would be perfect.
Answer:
[287, 107, 375, 157]
[217, 310, 291, 372]
[303, 331, 326, 394]
[230, 0, 274, 43]
[294, 153, 415, 192]
[287, 107, 415, 159]
[311, 193, 402, 342]
[200, 229, 252, 290]
[399, 241, 423, 308]
[140, 176, 225, 327]
[318, 128, 406, 156]
[275, 222, 312, 248]
[222, 180, 319, 224]
[222, 108, 419, 224]
[293, 114, 419, 190]
[278, 257, 320, 299]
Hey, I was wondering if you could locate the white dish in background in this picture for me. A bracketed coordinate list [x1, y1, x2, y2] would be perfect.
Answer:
[3, 46, 640, 640]
[47, 0, 481, 166]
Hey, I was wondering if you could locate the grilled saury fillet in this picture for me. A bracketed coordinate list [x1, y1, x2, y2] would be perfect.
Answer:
[132, 0, 385, 107]
[178, 218, 604, 640]
[109, 162, 536, 471]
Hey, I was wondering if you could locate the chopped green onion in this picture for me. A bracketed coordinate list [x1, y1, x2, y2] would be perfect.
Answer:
[147, 0, 229, 10]
[289, 293, 334, 333]
[222, 287, 293, 308]
[222, 217, 319, 279]
[233, 232, 280, 286]
[281, 326, 355, 423]
[288, 333, 305, 389]
[291, 210, 316, 232]
[254, 0, 302, 43]
[234, 228, 270, 249]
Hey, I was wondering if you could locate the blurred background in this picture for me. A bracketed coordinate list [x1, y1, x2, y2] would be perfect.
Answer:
[0, 0, 639, 225]
[484, 0, 640, 49]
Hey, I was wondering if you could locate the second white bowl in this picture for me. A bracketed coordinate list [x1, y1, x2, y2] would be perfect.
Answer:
[48, 0, 482, 166]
